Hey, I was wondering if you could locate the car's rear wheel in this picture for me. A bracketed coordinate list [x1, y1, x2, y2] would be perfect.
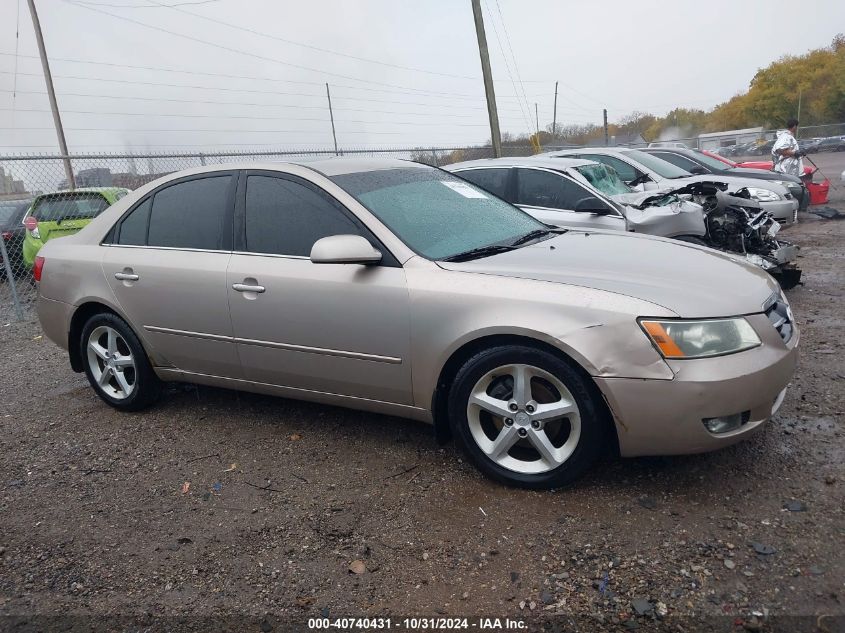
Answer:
[81, 313, 161, 411]
[448, 346, 608, 489]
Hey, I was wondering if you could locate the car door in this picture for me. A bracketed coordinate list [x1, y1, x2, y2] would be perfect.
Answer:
[226, 170, 413, 405]
[513, 167, 624, 231]
[101, 172, 241, 378]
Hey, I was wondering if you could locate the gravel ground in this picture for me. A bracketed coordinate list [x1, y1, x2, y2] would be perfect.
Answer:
[1, 213, 844, 632]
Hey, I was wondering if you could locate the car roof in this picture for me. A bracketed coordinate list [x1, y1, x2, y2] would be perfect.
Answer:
[537, 147, 635, 158]
[641, 147, 701, 158]
[446, 156, 596, 171]
[299, 157, 428, 177]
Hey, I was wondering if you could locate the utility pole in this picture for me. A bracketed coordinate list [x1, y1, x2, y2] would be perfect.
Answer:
[326, 83, 339, 156]
[797, 89, 802, 133]
[26, 0, 74, 189]
[552, 81, 558, 138]
[535, 103, 539, 136]
[470, 0, 502, 158]
[603, 108, 609, 147]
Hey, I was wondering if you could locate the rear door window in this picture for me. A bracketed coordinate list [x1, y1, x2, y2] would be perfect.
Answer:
[147, 175, 233, 250]
[455, 168, 511, 199]
[514, 168, 591, 210]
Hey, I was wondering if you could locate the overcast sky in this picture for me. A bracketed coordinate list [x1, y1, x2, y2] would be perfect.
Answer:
[1, 0, 843, 154]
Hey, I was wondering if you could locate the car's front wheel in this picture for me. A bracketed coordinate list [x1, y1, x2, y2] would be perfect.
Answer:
[80, 312, 161, 411]
[448, 346, 609, 489]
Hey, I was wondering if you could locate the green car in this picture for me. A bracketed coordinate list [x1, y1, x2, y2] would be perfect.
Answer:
[22, 187, 130, 268]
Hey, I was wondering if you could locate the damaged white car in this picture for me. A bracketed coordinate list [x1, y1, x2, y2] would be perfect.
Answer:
[447, 157, 801, 289]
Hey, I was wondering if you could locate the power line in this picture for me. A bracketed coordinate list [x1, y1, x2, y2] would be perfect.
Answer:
[491, 0, 535, 129]
[0, 71, 556, 114]
[2, 88, 597, 124]
[0, 58, 554, 103]
[482, 0, 532, 136]
[0, 107, 509, 127]
[74, 0, 220, 7]
[119, 0, 481, 80]
[3, 127, 409, 134]
[61, 1, 496, 95]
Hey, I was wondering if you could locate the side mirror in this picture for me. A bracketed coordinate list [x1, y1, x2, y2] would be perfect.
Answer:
[689, 165, 707, 175]
[573, 196, 612, 215]
[310, 234, 382, 265]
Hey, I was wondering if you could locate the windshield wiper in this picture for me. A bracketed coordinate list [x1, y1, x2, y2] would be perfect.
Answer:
[508, 228, 566, 247]
[441, 244, 516, 262]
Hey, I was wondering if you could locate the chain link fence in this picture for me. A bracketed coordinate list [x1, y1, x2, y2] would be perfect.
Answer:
[2, 126, 843, 322]
[0, 145, 536, 322]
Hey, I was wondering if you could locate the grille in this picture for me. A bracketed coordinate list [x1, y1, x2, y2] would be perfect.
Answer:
[764, 294, 794, 343]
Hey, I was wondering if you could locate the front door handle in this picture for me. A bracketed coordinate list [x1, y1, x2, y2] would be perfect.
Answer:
[114, 272, 139, 281]
[232, 282, 265, 293]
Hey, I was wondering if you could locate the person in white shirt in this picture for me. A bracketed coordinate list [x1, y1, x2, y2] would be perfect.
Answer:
[772, 118, 805, 177]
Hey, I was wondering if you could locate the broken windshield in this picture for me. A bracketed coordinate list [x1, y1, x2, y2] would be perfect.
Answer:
[574, 163, 632, 196]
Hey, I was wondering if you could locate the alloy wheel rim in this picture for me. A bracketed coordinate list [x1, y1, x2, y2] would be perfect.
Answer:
[466, 363, 581, 475]
[86, 326, 136, 400]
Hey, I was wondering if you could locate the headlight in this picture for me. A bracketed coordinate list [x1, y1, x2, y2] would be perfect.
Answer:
[639, 318, 761, 359]
[745, 187, 782, 202]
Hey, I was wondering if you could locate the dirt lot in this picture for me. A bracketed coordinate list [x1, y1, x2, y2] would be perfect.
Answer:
[1, 213, 844, 632]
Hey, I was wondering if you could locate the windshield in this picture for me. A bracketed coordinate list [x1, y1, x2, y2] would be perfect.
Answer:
[31, 193, 109, 222]
[574, 163, 632, 196]
[0, 201, 28, 225]
[622, 149, 692, 179]
[330, 167, 545, 261]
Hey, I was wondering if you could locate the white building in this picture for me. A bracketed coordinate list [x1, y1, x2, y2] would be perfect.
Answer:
[697, 127, 769, 151]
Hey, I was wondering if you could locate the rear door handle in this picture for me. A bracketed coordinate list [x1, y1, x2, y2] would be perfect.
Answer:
[232, 283, 265, 293]
[114, 272, 139, 281]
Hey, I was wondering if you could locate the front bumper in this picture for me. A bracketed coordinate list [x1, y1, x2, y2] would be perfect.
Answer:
[595, 313, 798, 457]
[759, 198, 798, 224]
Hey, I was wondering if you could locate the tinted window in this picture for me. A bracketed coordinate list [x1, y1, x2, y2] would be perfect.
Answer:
[245, 175, 360, 256]
[580, 154, 638, 182]
[456, 168, 510, 199]
[651, 151, 701, 172]
[621, 149, 692, 179]
[0, 201, 29, 226]
[330, 167, 543, 261]
[147, 176, 231, 250]
[515, 168, 591, 210]
[32, 193, 109, 222]
[117, 198, 151, 246]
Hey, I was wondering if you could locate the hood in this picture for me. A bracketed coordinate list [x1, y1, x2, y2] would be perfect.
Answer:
[612, 181, 726, 209]
[661, 174, 789, 197]
[438, 231, 779, 318]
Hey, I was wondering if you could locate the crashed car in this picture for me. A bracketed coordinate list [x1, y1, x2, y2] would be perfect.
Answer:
[540, 147, 799, 224]
[640, 147, 808, 213]
[447, 157, 801, 289]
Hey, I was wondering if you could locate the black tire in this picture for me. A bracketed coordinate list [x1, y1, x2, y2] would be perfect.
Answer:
[80, 312, 162, 411]
[448, 345, 610, 489]
[675, 235, 709, 247]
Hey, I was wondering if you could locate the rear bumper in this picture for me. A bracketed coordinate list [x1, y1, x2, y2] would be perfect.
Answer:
[595, 314, 798, 457]
[37, 295, 73, 351]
